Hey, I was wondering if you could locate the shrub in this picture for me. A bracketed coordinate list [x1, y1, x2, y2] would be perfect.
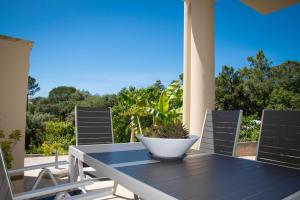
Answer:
[40, 142, 65, 156]
[112, 104, 131, 143]
[42, 121, 75, 153]
[239, 115, 260, 142]
[26, 112, 55, 152]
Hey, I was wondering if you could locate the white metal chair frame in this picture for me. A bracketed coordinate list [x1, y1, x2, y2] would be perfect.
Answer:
[8, 160, 68, 191]
[0, 148, 112, 200]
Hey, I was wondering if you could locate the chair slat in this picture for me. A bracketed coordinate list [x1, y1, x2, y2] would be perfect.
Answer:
[200, 110, 242, 156]
[77, 126, 112, 134]
[75, 106, 113, 145]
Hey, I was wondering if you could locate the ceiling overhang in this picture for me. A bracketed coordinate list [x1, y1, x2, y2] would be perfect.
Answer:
[240, 0, 300, 14]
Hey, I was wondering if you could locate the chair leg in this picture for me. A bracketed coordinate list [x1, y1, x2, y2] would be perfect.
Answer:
[73, 158, 79, 181]
[32, 168, 58, 190]
[47, 170, 58, 186]
[78, 160, 86, 181]
[32, 168, 47, 190]
[77, 160, 87, 192]
[113, 181, 118, 194]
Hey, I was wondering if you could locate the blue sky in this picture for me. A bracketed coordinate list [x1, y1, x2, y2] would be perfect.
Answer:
[0, 0, 299, 97]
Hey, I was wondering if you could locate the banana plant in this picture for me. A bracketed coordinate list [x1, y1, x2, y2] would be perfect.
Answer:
[146, 81, 183, 126]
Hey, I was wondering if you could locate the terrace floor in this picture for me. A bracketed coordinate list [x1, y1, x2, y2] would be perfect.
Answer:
[15, 155, 255, 199]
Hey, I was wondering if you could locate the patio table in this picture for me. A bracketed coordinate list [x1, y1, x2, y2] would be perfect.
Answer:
[68, 143, 300, 200]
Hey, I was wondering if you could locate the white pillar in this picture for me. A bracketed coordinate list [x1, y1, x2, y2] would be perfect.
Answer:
[183, 0, 215, 147]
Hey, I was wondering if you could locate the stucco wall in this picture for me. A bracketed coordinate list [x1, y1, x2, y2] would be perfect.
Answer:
[0, 35, 32, 192]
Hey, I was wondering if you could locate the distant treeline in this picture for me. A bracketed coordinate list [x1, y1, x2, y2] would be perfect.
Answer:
[26, 51, 300, 153]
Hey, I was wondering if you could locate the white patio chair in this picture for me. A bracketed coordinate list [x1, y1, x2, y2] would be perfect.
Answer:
[75, 106, 118, 193]
[0, 147, 112, 200]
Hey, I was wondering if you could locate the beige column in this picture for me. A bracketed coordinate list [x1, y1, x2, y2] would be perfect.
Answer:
[0, 35, 32, 192]
[183, 0, 215, 147]
[182, 0, 191, 129]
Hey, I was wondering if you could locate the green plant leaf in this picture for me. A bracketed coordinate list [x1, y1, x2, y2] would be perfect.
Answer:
[157, 91, 169, 113]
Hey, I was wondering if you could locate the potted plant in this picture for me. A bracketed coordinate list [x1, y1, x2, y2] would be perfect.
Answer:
[137, 123, 199, 159]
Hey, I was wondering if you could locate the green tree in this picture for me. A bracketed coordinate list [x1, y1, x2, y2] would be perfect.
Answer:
[79, 94, 118, 108]
[27, 76, 40, 110]
[28, 76, 40, 96]
[215, 65, 242, 110]
[268, 61, 300, 110]
[48, 86, 77, 103]
[216, 51, 274, 116]
[25, 112, 55, 151]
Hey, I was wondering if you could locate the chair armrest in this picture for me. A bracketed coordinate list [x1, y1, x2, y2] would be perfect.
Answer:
[8, 160, 69, 176]
[13, 179, 94, 200]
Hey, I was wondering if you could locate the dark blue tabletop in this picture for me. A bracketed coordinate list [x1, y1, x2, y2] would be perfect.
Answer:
[88, 150, 300, 200]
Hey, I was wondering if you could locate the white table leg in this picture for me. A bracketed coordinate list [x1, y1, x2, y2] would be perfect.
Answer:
[68, 154, 75, 182]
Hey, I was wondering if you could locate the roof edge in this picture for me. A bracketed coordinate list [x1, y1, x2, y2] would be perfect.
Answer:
[240, 0, 300, 14]
[0, 35, 33, 47]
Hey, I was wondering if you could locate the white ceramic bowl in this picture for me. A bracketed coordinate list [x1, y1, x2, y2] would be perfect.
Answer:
[136, 135, 199, 158]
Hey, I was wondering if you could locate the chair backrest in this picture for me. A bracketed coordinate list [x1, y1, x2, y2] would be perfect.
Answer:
[75, 106, 114, 145]
[199, 110, 242, 156]
[257, 110, 300, 169]
[0, 147, 14, 200]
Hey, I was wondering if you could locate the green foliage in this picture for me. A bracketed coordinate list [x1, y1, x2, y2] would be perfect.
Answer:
[112, 104, 131, 143]
[112, 82, 164, 143]
[216, 51, 300, 116]
[267, 87, 300, 110]
[9, 130, 21, 140]
[30, 87, 89, 121]
[146, 80, 183, 125]
[26, 112, 55, 151]
[25, 51, 299, 149]
[239, 116, 260, 142]
[40, 142, 65, 156]
[0, 129, 21, 169]
[79, 94, 117, 108]
[143, 123, 189, 139]
[48, 86, 77, 103]
[0, 130, 4, 138]
[43, 121, 75, 152]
